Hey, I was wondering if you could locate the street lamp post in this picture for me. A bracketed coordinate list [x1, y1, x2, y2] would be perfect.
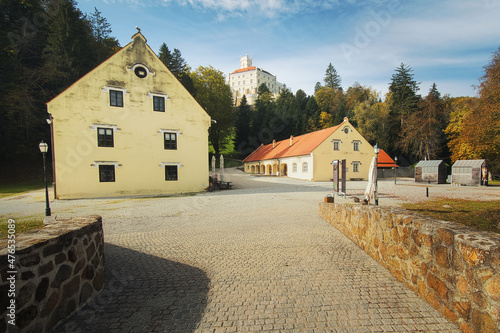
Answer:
[394, 156, 398, 185]
[374, 143, 380, 205]
[39, 140, 51, 217]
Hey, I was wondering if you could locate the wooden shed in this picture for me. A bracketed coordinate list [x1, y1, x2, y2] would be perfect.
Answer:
[451, 159, 488, 186]
[415, 160, 447, 184]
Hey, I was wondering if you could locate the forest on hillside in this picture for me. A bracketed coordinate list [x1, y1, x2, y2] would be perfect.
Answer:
[2, 0, 499, 181]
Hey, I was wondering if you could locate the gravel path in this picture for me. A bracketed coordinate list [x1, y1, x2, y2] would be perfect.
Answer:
[3, 169, 497, 332]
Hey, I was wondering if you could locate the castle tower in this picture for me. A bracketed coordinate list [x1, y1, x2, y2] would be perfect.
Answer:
[240, 55, 252, 69]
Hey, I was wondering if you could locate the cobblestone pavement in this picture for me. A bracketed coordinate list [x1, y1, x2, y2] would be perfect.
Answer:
[40, 170, 460, 332]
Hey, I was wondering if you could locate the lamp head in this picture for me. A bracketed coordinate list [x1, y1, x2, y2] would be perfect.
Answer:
[374, 143, 380, 154]
[39, 140, 48, 153]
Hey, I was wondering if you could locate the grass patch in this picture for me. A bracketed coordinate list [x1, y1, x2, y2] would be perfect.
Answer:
[0, 180, 45, 198]
[0, 215, 45, 239]
[402, 199, 500, 233]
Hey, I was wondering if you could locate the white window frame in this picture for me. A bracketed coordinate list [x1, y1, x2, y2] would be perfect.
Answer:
[352, 140, 361, 151]
[352, 161, 361, 172]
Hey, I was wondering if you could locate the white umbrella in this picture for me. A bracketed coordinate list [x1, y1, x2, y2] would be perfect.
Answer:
[220, 154, 225, 182]
[211, 155, 216, 180]
[364, 156, 377, 203]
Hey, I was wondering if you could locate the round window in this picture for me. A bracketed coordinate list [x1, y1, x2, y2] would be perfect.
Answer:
[134, 66, 147, 78]
[344, 127, 349, 134]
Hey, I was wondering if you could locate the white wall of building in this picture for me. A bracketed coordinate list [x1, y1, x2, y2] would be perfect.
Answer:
[280, 155, 314, 181]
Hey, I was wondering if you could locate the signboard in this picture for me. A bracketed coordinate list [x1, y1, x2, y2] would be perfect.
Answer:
[341, 159, 346, 193]
[332, 160, 339, 192]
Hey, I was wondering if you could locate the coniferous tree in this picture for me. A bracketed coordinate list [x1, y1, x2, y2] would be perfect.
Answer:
[324, 63, 342, 90]
[158, 42, 195, 96]
[386, 63, 421, 157]
[235, 95, 252, 152]
[88, 7, 119, 64]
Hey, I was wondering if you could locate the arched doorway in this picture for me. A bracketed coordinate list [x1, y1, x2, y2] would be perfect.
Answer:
[267, 165, 272, 175]
[280, 164, 288, 176]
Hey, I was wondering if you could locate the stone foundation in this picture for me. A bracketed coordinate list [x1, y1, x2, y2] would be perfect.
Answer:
[319, 203, 500, 332]
[0, 216, 104, 332]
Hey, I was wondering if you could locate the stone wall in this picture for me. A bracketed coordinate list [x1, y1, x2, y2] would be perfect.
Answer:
[319, 203, 500, 332]
[0, 216, 104, 333]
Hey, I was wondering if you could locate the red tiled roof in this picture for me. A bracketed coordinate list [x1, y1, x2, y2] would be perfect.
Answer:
[378, 149, 397, 167]
[243, 125, 342, 162]
[231, 66, 256, 74]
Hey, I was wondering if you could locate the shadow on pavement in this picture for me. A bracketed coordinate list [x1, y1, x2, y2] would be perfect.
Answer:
[52, 244, 210, 333]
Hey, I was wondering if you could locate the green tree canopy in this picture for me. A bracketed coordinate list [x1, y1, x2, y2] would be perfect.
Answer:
[190, 65, 234, 156]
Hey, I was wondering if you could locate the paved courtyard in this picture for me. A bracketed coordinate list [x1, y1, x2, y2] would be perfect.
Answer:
[5, 169, 492, 332]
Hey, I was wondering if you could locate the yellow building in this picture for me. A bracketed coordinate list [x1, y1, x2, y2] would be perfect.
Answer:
[243, 118, 375, 181]
[47, 32, 211, 199]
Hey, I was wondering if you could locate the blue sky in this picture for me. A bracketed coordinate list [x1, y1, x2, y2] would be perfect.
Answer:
[76, 0, 500, 98]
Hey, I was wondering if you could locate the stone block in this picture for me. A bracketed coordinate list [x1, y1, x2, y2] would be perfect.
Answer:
[74, 258, 86, 275]
[466, 268, 478, 289]
[456, 275, 469, 294]
[471, 309, 496, 333]
[411, 229, 422, 247]
[379, 242, 388, 261]
[459, 242, 489, 266]
[80, 282, 94, 305]
[63, 275, 81, 299]
[92, 267, 104, 291]
[437, 228, 455, 245]
[38, 260, 54, 276]
[20, 270, 35, 281]
[427, 273, 448, 300]
[425, 289, 441, 311]
[42, 243, 64, 258]
[396, 246, 409, 260]
[392, 228, 400, 243]
[471, 291, 487, 309]
[41, 292, 59, 316]
[451, 248, 465, 271]
[418, 280, 426, 298]
[17, 305, 38, 329]
[453, 301, 471, 319]
[51, 265, 72, 288]
[485, 274, 500, 302]
[82, 265, 95, 280]
[18, 282, 36, 309]
[86, 241, 96, 260]
[35, 277, 49, 302]
[55, 252, 67, 265]
[443, 306, 458, 323]
[433, 246, 449, 268]
[19, 254, 40, 267]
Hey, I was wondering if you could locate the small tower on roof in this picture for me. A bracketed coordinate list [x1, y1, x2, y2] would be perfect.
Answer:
[240, 55, 252, 69]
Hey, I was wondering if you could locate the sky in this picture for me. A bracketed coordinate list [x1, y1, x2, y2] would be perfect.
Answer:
[75, 0, 500, 98]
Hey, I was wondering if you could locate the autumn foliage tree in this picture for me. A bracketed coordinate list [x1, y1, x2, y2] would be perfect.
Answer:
[445, 48, 500, 173]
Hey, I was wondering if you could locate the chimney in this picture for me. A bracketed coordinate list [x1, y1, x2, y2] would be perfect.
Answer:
[272, 139, 276, 148]
[290, 135, 293, 147]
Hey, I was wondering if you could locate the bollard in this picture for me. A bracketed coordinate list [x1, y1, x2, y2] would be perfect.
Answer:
[426, 187, 429, 197]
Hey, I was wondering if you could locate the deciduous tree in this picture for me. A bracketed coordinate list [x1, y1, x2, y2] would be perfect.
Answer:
[190, 66, 234, 156]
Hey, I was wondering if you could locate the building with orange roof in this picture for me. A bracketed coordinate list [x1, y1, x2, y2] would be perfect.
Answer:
[243, 118, 376, 181]
[228, 55, 283, 106]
